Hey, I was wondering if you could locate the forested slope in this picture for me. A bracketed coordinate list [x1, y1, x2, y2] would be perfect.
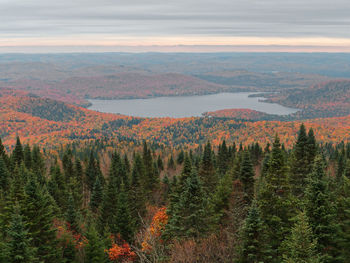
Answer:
[1, 125, 350, 262]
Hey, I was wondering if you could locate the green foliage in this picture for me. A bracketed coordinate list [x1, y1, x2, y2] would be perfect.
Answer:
[84, 224, 106, 263]
[7, 206, 37, 263]
[166, 168, 214, 239]
[282, 211, 320, 263]
[238, 201, 270, 263]
[305, 156, 340, 263]
[239, 150, 255, 204]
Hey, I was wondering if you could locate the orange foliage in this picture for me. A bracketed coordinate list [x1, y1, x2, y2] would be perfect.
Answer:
[108, 242, 136, 262]
[141, 207, 168, 252]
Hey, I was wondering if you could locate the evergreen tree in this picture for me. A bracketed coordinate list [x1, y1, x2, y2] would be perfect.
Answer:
[31, 145, 45, 185]
[344, 159, 350, 178]
[166, 168, 213, 239]
[305, 156, 340, 263]
[290, 124, 310, 196]
[12, 137, 24, 167]
[198, 141, 217, 193]
[167, 154, 175, 170]
[90, 176, 103, 212]
[211, 172, 233, 222]
[257, 135, 293, 262]
[84, 224, 106, 263]
[85, 151, 98, 192]
[24, 178, 58, 262]
[129, 153, 146, 224]
[7, 206, 37, 263]
[239, 150, 255, 204]
[238, 201, 270, 263]
[65, 193, 79, 233]
[178, 152, 192, 189]
[217, 140, 229, 175]
[0, 157, 9, 192]
[336, 176, 350, 261]
[113, 184, 134, 243]
[282, 211, 320, 263]
[23, 144, 32, 170]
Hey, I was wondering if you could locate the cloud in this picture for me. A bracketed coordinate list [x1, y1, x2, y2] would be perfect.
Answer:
[0, 0, 349, 47]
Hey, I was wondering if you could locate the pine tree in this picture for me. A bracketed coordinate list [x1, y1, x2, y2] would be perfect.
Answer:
[0, 157, 9, 192]
[85, 151, 98, 192]
[282, 211, 320, 263]
[0, 138, 6, 159]
[90, 176, 103, 212]
[217, 140, 229, 175]
[239, 150, 255, 204]
[257, 135, 293, 262]
[178, 152, 192, 189]
[336, 176, 350, 261]
[167, 154, 175, 170]
[211, 172, 233, 222]
[238, 201, 270, 263]
[98, 166, 119, 234]
[305, 156, 340, 263]
[23, 144, 32, 170]
[198, 141, 217, 193]
[290, 124, 310, 196]
[129, 153, 146, 225]
[166, 168, 213, 239]
[114, 184, 134, 243]
[344, 159, 350, 178]
[142, 142, 158, 194]
[31, 145, 45, 185]
[84, 224, 106, 263]
[24, 178, 58, 262]
[66, 193, 79, 233]
[12, 137, 24, 167]
[7, 206, 37, 263]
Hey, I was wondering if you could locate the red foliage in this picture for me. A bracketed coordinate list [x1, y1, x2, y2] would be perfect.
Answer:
[108, 242, 136, 262]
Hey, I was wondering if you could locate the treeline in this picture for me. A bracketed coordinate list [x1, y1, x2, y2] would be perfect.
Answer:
[1, 125, 350, 262]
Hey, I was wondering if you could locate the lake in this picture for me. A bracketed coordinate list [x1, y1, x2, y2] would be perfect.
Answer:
[88, 92, 299, 118]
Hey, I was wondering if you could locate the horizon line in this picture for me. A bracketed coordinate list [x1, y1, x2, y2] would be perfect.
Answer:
[1, 44, 350, 54]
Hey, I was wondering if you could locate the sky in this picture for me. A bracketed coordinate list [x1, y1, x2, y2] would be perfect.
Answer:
[0, 0, 350, 52]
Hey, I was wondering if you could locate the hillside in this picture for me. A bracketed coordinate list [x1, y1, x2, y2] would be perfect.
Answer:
[265, 80, 350, 118]
[1, 88, 350, 150]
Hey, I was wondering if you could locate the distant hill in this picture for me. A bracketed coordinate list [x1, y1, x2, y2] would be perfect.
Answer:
[265, 80, 350, 118]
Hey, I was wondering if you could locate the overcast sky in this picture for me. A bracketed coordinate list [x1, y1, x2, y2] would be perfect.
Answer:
[0, 0, 350, 51]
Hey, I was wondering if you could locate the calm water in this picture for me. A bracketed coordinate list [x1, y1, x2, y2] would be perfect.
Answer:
[88, 93, 299, 118]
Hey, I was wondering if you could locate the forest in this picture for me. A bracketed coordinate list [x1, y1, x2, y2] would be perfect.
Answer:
[1, 124, 350, 262]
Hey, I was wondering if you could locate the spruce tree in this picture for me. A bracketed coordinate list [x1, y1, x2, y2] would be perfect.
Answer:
[90, 176, 103, 212]
[198, 141, 217, 193]
[129, 153, 146, 225]
[290, 124, 310, 196]
[238, 201, 270, 263]
[23, 144, 32, 170]
[65, 193, 79, 233]
[257, 135, 293, 262]
[211, 172, 233, 222]
[12, 137, 24, 167]
[114, 184, 134, 243]
[282, 211, 320, 263]
[85, 151, 98, 192]
[336, 176, 350, 261]
[239, 150, 255, 204]
[305, 156, 340, 263]
[7, 206, 37, 263]
[166, 168, 213, 239]
[84, 224, 106, 263]
[0, 157, 9, 192]
[24, 178, 58, 262]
